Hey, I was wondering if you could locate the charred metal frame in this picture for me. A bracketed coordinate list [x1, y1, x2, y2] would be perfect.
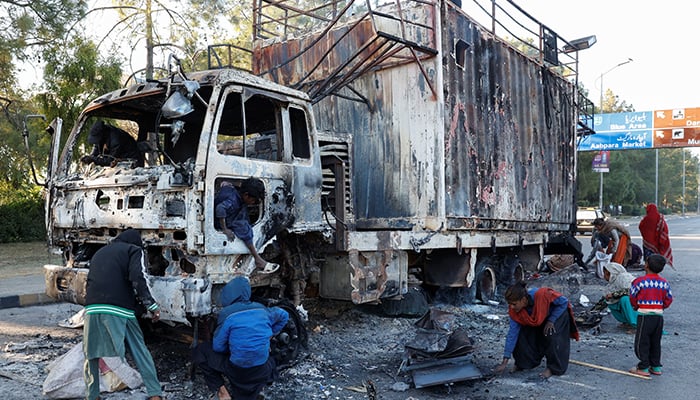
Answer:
[251, 0, 594, 131]
[459, 0, 594, 134]
[252, 0, 439, 104]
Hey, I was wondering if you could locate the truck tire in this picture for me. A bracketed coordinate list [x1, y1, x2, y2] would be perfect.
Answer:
[269, 300, 308, 369]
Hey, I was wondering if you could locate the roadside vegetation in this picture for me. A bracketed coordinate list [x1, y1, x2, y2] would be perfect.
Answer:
[0, 188, 45, 243]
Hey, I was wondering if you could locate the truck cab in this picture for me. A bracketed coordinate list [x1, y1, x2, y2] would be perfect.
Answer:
[43, 67, 332, 324]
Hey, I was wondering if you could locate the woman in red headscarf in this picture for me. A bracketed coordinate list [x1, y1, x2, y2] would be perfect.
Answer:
[638, 203, 673, 266]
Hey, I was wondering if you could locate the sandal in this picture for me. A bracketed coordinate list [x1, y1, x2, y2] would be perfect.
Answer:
[629, 367, 651, 377]
[258, 262, 280, 274]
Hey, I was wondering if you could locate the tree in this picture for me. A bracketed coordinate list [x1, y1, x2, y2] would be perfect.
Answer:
[0, 0, 88, 199]
[85, 0, 254, 83]
[38, 35, 124, 138]
[104, 0, 195, 80]
[600, 88, 634, 113]
[577, 147, 699, 215]
[0, 0, 87, 90]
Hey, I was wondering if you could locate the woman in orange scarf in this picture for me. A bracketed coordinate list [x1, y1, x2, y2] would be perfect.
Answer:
[494, 281, 579, 378]
[593, 218, 632, 266]
[639, 203, 674, 267]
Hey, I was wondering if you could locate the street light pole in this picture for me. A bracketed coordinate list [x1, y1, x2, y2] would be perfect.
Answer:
[599, 168, 604, 210]
[656, 149, 659, 205]
[598, 58, 633, 112]
[595, 58, 633, 211]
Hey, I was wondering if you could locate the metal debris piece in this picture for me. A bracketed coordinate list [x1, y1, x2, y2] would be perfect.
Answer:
[413, 308, 457, 331]
[344, 385, 367, 393]
[402, 308, 483, 388]
[410, 359, 483, 389]
[364, 379, 377, 400]
[574, 307, 605, 335]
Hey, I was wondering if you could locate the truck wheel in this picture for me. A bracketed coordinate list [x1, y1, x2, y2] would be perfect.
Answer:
[270, 301, 308, 369]
[475, 266, 496, 302]
[513, 262, 524, 283]
[379, 286, 429, 317]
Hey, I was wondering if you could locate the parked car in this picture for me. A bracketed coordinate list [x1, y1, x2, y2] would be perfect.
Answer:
[576, 207, 606, 234]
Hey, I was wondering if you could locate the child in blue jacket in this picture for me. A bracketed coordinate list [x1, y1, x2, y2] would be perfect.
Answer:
[193, 276, 289, 400]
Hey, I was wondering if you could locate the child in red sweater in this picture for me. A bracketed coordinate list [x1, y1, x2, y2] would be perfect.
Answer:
[628, 254, 673, 376]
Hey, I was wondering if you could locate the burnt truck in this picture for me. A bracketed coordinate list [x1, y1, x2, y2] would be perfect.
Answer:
[36, 0, 593, 325]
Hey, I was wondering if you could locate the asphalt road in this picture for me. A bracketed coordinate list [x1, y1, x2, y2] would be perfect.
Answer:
[564, 215, 698, 400]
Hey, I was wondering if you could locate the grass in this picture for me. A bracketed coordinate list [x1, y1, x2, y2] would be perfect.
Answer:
[0, 241, 62, 279]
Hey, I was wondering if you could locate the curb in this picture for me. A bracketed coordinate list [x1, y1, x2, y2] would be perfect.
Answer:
[0, 293, 58, 309]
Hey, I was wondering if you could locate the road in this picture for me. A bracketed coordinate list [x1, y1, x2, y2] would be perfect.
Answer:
[0, 216, 698, 399]
[562, 215, 697, 400]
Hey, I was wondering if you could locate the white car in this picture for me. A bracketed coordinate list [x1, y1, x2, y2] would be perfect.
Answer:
[576, 208, 606, 234]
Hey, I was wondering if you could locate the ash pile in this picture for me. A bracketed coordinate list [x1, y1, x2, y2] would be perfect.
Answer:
[538, 259, 609, 334]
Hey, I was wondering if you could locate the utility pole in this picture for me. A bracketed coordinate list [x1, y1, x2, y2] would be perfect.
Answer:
[683, 149, 686, 216]
[595, 58, 633, 210]
[655, 149, 659, 205]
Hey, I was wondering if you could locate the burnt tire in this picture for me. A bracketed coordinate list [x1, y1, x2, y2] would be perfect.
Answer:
[474, 266, 496, 303]
[269, 301, 308, 369]
[380, 287, 429, 317]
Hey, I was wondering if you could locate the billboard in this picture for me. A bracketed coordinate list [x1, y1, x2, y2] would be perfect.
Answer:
[592, 150, 610, 172]
[577, 107, 700, 151]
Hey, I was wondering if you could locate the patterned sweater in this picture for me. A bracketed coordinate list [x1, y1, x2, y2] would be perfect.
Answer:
[630, 273, 673, 314]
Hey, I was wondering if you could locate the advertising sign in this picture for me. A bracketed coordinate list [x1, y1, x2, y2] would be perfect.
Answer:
[592, 150, 610, 172]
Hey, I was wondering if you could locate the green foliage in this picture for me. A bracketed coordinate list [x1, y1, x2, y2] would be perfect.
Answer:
[577, 148, 700, 214]
[0, 0, 87, 89]
[185, 0, 255, 71]
[0, 88, 50, 193]
[0, 0, 91, 204]
[0, 186, 45, 243]
[599, 88, 634, 113]
[38, 35, 123, 130]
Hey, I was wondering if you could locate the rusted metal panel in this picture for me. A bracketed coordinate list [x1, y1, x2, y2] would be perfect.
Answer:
[253, 1, 438, 98]
[254, 18, 381, 87]
[319, 249, 407, 302]
[441, 3, 576, 232]
[313, 62, 442, 227]
[255, 1, 576, 234]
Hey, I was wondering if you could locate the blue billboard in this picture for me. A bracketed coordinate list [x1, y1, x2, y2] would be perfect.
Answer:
[577, 111, 653, 151]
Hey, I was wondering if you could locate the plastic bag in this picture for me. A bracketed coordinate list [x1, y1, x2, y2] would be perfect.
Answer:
[42, 341, 142, 399]
[595, 251, 611, 279]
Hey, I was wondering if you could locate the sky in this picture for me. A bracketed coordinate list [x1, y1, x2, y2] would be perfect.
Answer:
[510, 0, 699, 112]
[18, 0, 696, 114]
